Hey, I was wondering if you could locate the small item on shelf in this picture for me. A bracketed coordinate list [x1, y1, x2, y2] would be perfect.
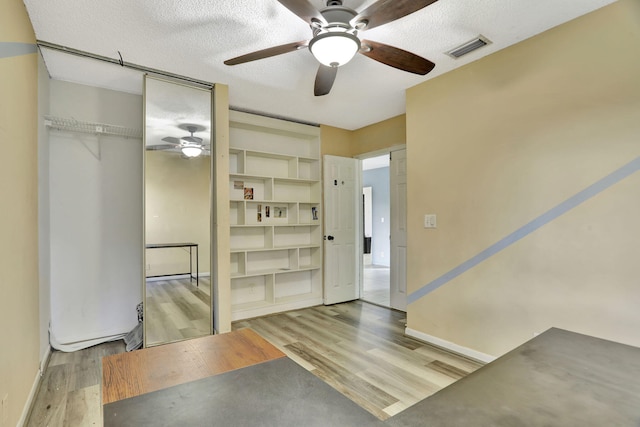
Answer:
[265, 206, 270, 218]
[257, 212, 262, 222]
[244, 187, 254, 200]
[234, 181, 244, 190]
[258, 204, 262, 213]
[274, 206, 287, 218]
[312, 207, 318, 220]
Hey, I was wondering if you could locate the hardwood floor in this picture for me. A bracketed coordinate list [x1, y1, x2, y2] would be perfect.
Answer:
[145, 276, 211, 346]
[362, 265, 391, 307]
[233, 301, 483, 420]
[26, 340, 125, 426]
[26, 301, 482, 425]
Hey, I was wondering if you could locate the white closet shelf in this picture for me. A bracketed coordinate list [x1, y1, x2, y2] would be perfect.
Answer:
[44, 115, 142, 139]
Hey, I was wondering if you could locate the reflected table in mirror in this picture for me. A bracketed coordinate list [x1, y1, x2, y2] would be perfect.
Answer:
[145, 242, 198, 287]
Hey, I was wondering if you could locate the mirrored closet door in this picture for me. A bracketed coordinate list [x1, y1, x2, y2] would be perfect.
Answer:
[143, 75, 213, 347]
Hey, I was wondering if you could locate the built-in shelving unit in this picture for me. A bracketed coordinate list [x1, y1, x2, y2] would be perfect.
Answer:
[229, 111, 322, 320]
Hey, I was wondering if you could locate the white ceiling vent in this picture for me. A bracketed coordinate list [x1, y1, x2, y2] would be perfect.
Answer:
[446, 36, 492, 59]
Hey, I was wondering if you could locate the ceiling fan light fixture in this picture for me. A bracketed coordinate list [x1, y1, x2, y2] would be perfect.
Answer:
[309, 32, 360, 67]
[181, 146, 202, 157]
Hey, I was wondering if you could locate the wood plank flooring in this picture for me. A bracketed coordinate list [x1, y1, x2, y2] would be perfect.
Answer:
[145, 276, 211, 346]
[26, 301, 482, 426]
[26, 340, 125, 427]
[233, 301, 483, 420]
[362, 265, 391, 307]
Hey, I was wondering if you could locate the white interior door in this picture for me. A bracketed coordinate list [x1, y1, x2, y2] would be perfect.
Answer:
[323, 155, 360, 305]
[390, 149, 408, 311]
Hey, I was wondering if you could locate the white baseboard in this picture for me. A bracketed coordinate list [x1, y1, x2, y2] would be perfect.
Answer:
[39, 344, 52, 375]
[18, 345, 52, 426]
[146, 272, 211, 282]
[405, 327, 496, 364]
[231, 298, 323, 322]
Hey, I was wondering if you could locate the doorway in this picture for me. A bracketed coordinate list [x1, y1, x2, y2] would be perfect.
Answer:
[361, 154, 391, 307]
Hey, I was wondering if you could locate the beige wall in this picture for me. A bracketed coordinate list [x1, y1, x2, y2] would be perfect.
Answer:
[320, 125, 353, 157]
[406, 0, 640, 357]
[146, 151, 211, 276]
[321, 114, 406, 158]
[0, 0, 40, 425]
[352, 114, 406, 156]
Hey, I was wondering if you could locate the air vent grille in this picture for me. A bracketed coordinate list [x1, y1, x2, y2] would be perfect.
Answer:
[447, 36, 491, 59]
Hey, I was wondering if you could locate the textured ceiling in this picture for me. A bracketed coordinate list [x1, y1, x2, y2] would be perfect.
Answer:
[24, 0, 615, 130]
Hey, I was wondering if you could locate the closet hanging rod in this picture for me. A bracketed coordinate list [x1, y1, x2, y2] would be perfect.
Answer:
[36, 40, 215, 90]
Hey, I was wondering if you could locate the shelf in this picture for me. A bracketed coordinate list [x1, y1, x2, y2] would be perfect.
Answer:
[232, 244, 320, 253]
[274, 177, 319, 184]
[272, 244, 320, 250]
[230, 223, 320, 228]
[230, 275, 274, 307]
[229, 110, 322, 320]
[244, 268, 297, 276]
[230, 226, 273, 251]
[246, 151, 297, 179]
[231, 173, 318, 184]
[274, 226, 320, 247]
[274, 269, 321, 301]
[246, 149, 319, 162]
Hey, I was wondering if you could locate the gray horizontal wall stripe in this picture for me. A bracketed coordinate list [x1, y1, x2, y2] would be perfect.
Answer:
[0, 42, 37, 59]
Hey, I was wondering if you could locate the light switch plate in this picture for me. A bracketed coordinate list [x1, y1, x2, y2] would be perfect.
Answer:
[424, 214, 437, 228]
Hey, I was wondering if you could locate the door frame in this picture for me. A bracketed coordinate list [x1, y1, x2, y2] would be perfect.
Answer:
[355, 144, 406, 309]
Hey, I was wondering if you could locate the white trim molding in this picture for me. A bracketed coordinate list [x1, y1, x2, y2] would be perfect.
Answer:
[405, 327, 496, 364]
[19, 345, 52, 426]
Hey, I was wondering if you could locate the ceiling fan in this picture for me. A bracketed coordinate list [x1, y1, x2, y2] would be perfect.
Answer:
[224, 0, 438, 96]
[147, 124, 209, 157]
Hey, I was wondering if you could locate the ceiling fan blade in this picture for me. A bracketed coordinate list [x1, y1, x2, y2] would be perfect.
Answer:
[360, 40, 435, 75]
[224, 40, 309, 65]
[146, 144, 177, 151]
[182, 136, 203, 144]
[314, 65, 338, 96]
[352, 0, 438, 31]
[276, 0, 326, 26]
[161, 137, 181, 145]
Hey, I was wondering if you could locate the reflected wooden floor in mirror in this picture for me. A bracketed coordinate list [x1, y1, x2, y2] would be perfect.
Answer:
[145, 277, 211, 346]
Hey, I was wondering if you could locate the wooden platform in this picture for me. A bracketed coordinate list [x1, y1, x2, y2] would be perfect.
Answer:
[102, 328, 285, 404]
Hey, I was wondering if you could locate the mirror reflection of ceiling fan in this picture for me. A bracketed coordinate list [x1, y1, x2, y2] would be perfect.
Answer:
[224, 0, 438, 96]
[147, 124, 210, 158]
